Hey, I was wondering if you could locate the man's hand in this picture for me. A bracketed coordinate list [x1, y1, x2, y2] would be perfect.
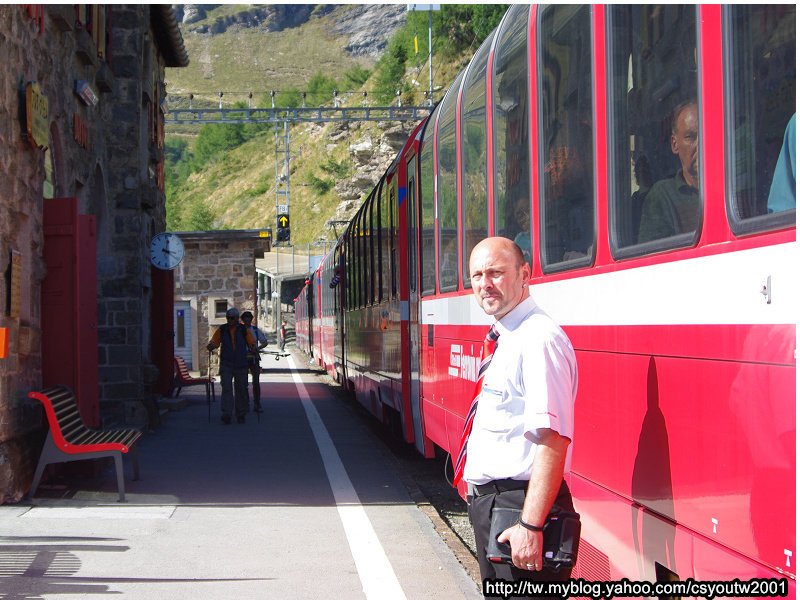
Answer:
[497, 524, 542, 571]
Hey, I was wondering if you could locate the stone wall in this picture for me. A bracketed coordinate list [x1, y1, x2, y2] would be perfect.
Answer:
[0, 6, 185, 503]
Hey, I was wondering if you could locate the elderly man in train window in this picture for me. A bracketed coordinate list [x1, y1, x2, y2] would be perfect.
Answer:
[638, 101, 701, 243]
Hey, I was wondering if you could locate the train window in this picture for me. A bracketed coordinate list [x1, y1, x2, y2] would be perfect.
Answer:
[407, 157, 418, 294]
[438, 71, 465, 293]
[420, 105, 440, 297]
[494, 4, 532, 266]
[360, 207, 368, 307]
[538, 5, 595, 272]
[351, 229, 357, 310]
[725, 5, 796, 235]
[389, 182, 397, 298]
[375, 183, 383, 303]
[380, 181, 389, 301]
[608, 6, 701, 257]
[368, 195, 376, 305]
[345, 228, 353, 310]
[461, 34, 493, 287]
[354, 213, 362, 308]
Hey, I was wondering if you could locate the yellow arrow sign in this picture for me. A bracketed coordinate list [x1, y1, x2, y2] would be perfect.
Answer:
[278, 215, 289, 227]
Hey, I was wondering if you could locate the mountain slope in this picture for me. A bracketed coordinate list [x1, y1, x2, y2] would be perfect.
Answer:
[164, 4, 477, 244]
[166, 5, 405, 107]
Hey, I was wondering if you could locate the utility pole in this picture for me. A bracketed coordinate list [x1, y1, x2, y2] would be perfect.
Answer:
[408, 4, 440, 107]
[428, 7, 433, 106]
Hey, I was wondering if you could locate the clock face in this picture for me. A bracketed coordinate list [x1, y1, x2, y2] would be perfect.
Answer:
[149, 232, 185, 270]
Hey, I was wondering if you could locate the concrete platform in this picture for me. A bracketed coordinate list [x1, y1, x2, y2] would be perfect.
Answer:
[0, 351, 481, 599]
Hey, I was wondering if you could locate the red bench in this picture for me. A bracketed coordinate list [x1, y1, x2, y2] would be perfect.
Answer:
[28, 385, 141, 502]
[173, 356, 214, 400]
[173, 356, 215, 422]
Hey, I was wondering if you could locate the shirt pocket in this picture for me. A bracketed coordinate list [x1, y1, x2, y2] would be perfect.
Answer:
[478, 385, 517, 433]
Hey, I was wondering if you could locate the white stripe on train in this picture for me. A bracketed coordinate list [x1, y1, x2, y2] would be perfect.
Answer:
[420, 243, 798, 327]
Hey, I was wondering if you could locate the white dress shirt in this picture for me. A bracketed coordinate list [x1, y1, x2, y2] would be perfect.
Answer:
[464, 295, 578, 485]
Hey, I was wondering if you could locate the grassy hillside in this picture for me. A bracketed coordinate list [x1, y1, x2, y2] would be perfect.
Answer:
[166, 6, 372, 107]
[164, 4, 505, 243]
[167, 120, 358, 244]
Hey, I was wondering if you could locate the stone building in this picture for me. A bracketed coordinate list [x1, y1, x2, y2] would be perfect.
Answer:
[173, 230, 271, 375]
[0, 6, 188, 503]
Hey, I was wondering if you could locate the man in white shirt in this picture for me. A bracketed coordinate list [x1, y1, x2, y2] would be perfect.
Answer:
[465, 237, 578, 593]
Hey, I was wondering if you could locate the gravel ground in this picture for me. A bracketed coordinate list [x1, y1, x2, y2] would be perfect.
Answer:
[314, 365, 481, 585]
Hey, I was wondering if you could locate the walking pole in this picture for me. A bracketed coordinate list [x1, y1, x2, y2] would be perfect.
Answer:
[255, 350, 261, 424]
[207, 348, 214, 423]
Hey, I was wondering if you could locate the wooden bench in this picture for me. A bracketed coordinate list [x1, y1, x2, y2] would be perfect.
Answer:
[28, 385, 142, 502]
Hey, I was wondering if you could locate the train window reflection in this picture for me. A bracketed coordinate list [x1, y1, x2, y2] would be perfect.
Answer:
[380, 181, 389, 301]
[725, 5, 796, 235]
[345, 227, 353, 310]
[368, 195, 375, 305]
[419, 105, 438, 297]
[608, 6, 700, 256]
[460, 34, 493, 287]
[438, 71, 464, 293]
[389, 182, 397, 298]
[538, 5, 595, 272]
[494, 4, 531, 266]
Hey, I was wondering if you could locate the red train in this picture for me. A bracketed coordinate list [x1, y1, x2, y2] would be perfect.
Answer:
[296, 4, 796, 590]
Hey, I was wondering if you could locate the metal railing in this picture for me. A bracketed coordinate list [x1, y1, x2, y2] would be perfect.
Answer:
[164, 105, 431, 125]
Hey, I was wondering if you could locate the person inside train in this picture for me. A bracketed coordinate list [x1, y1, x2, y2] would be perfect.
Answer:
[767, 113, 796, 214]
[629, 154, 654, 240]
[638, 100, 700, 243]
[512, 201, 532, 266]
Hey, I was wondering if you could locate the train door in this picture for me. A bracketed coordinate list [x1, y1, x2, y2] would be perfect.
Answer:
[406, 153, 430, 455]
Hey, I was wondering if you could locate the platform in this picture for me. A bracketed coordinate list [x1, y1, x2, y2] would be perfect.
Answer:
[0, 351, 480, 599]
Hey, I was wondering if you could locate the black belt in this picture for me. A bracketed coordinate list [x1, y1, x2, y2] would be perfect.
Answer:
[472, 478, 529, 497]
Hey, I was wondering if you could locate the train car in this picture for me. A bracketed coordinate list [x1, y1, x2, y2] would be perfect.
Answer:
[334, 121, 431, 445]
[297, 3, 796, 591]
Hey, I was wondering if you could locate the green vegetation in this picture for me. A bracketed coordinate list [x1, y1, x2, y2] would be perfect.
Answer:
[164, 4, 509, 239]
[372, 4, 509, 103]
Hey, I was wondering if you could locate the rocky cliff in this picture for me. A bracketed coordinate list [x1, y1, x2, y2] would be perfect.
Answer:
[173, 4, 405, 58]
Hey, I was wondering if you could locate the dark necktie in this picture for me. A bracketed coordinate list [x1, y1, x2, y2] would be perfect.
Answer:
[452, 324, 500, 487]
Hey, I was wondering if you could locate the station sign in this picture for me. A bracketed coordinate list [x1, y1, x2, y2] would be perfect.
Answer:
[25, 82, 49, 149]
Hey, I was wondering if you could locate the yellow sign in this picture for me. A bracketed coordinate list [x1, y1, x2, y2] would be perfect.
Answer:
[26, 82, 49, 149]
[259, 231, 271, 238]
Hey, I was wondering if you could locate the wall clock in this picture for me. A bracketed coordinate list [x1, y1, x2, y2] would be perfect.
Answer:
[149, 232, 185, 270]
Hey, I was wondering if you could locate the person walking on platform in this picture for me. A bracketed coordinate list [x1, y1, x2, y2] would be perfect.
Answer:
[207, 307, 256, 424]
[240, 311, 268, 413]
[278, 320, 288, 353]
[457, 237, 578, 597]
